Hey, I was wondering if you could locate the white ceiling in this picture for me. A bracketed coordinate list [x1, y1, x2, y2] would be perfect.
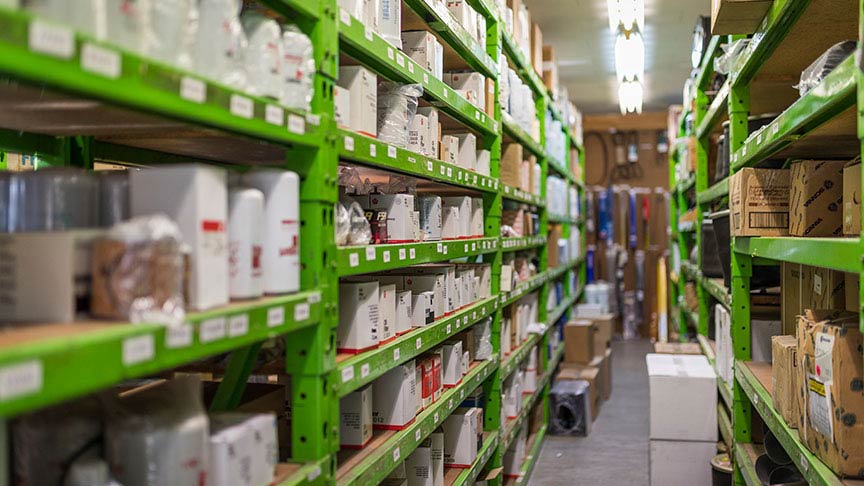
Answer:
[523, 0, 710, 114]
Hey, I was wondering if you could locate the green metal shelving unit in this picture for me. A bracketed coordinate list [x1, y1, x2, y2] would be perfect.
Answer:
[0, 1, 586, 485]
[670, 1, 864, 485]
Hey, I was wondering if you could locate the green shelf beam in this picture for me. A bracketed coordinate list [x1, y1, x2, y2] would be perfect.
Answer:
[501, 235, 546, 253]
[337, 237, 499, 277]
[500, 333, 540, 382]
[696, 80, 729, 140]
[0, 290, 322, 418]
[547, 289, 580, 326]
[263, 0, 321, 20]
[734, 443, 763, 486]
[501, 271, 551, 306]
[697, 334, 715, 365]
[694, 36, 722, 90]
[509, 425, 548, 485]
[719, 379, 732, 412]
[502, 114, 545, 158]
[336, 357, 498, 485]
[730, 55, 856, 172]
[334, 296, 499, 397]
[696, 177, 728, 204]
[402, 0, 498, 79]
[729, 0, 808, 87]
[736, 363, 845, 486]
[702, 277, 731, 309]
[718, 403, 733, 453]
[501, 30, 545, 97]
[338, 15, 498, 136]
[449, 431, 500, 486]
[733, 236, 861, 273]
[276, 458, 332, 486]
[501, 182, 545, 206]
[338, 129, 499, 194]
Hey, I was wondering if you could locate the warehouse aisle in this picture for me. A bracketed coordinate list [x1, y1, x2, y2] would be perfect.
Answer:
[533, 339, 653, 485]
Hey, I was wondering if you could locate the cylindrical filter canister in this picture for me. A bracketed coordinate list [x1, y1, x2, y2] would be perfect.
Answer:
[241, 11, 283, 98]
[228, 188, 265, 299]
[243, 169, 300, 294]
[99, 171, 130, 227]
[8, 168, 98, 231]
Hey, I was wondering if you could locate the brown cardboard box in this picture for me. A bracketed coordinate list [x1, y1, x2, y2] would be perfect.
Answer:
[557, 363, 601, 420]
[711, 0, 773, 35]
[501, 143, 523, 188]
[789, 160, 845, 237]
[729, 167, 790, 237]
[797, 309, 864, 477]
[781, 263, 809, 335]
[506, 0, 522, 39]
[601, 348, 612, 400]
[564, 319, 595, 364]
[653, 342, 702, 354]
[542, 45, 558, 94]
[485, 78, 495, 116]
[811, 266, 846, 311]
[547, 224, 562, 268]
[794, 317, 809, 435]
[591, 314, 614, 360]
[771, 335, 799, 429]
[843, 163, 861, 235]
[530, 23, 543, 75]
[845, 272, 859, 313]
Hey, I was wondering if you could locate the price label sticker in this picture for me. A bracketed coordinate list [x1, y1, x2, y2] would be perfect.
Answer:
[393, 448, 401, 462]
[409, 248, 416, 259]
[265, 105, 284, 126]
[361, 363, 370, 378]
[228, 314, 249, 337]
[122, 334, 155, 366]
[364, 26, 374, 41]
[460, 389, 465, 399]
[396, 54, 405, 67]
[28, 20, 74, 59]
[200, 318, 226, 343]
[446, 324, 452, 334]
[475, 110, 481, 120]
[472, 242, 476, 251]
[448, 398, 453, 409]
[339, 8, 351, 24]
[267, 306, 285, 327]
[423, 72, 429, 84]
[180, 76, 206, 103]
[443, 246, 448, 255]
[166, 324, 193, 348]
[387, 47, 395, 60]
[388, 145, 397, 158]
[446, 167, 452, 178]
[399, 248, 407, 260]
[394, 348, 401, 361]
[434, 411, 440, 423]
[416, 337, 422, 349]
[349, 253, 360, 267]
[753, 392, 758, 404]
[288, 114, 305, 134]
[440, 166, 446, 175]
[294, 303, 310, 321]
[415, 429, 422, 441]
[408, 156, 416, 164]
[366, 247, 376, 261]
[81, 43, 121, 78]
[427, 161, 434, 171]
[437, 243, 444, 253]
[230, 94, 254, 119]
[344, 136, 355, 151]
[443, 89, 449, 98]
[342, 366, 354, 383]
[383, 250, 391, 263]
[0, 360, 43, 401]
[369, 143, 377, 157]
[800, 454, 809, 471]
[773, 123, 780, 135]
[307, 467, 322, 482]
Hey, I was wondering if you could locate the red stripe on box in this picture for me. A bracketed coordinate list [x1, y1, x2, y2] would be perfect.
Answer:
[373, 418, 416, 431]
[202, 220, 225, 232]
[337, 344, 379, 355]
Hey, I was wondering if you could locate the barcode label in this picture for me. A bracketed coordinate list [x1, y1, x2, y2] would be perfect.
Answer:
[265, 105, 284, 126]
[29, 20, 74, 58]
[228, 314, 249, 337]
[180, 76, 206, 103]
[0, 361, 43, 401]
[230, 95, 254, 119]
[166, 324, 193, 348]
[81, 43, 121, 78]
[122, 335, 155, 366]
[749, 212, 788, 229]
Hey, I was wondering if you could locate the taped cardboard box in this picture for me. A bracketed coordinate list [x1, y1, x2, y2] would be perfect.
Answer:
[729, 167, 790, 237]
[501, 143, 523, 188]
[591, 314, 614, 360]
[797, 309, 864, 477]
[557, 363, 601, 420]
[653, 342, 701, 354]
[564, 319, 595, 364]
[843, 163, 861, 236]
[789, 160, 845, 237]
[845, 271, 859, 313]
[771, 335, 799, 429]
[542, 45, 558, 94]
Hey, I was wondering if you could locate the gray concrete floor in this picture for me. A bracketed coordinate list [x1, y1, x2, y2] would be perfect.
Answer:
[533, 339, 654, 485]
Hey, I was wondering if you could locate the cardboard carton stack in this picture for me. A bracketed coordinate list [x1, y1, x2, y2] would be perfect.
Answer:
[558, 314, 615, 421]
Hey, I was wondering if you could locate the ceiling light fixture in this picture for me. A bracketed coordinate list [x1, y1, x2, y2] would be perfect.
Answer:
[608, 0, 646, 115]
[618, 80, 644, 114]
[614, 31, 644, 82]
[607, 0, 644, 33]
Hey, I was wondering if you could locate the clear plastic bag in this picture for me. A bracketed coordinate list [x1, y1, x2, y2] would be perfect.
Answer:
[473, 317, 493, 360]
[104, 376, 209, 486]
[241, 11, 283, 98]
[387, 174, 416, 194]
[280, 25, 315, 111]
[377, 82, 424, 148]
[335, 202, 351, 246]
[796, 40, 856, 96]
[714, 38, 749, 75]
[195, 0, 248, 90]
[348, 201, 372, 245]
[90, 214, 186, 326]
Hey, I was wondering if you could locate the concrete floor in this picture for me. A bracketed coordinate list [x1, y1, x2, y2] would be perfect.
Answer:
[533, 339, 654, 485]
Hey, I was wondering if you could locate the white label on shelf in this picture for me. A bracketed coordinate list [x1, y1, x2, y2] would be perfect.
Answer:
[408, 63, 414, 74]
[361, 363, 370, 379]
[442, 246, 448, 255]
[200, 318, 226, 343]
[752, 392, 758, 405]
[364, 26, 374, 41]
[122, 334, 155, 366]
[399, 248, 407, 260]
[457, 171, 462, 181]
[393, 448, 401, 462]
[180, 76, 206, 103]
[349, 252, 360, 267]
[472, 311, 477, 320]
[306, 113, 321, 126]
[756, 132, 763, 145]
[228, 314, 249, 337]
[742, 146, 747, 156]
[394, 348, 401, 361]
[369, 143, 377, 157]
[424, 73, 429, 84]
[294, 303, 310, 321]
[440, 166, 445, 175]
[427, 161, 434, 171]
[460, 389, 465, 399]
[408, 156, 416, 164]
[0, 360, 42, 401]
[443, 89, 448, 98]
[387, 47, 395, 60]
[446, 324, 452, 334]
[773, 123, 780, 135]
[342, 366, 355, 383]
[383, 250, 391, 263]
[288, 114, 305, 134]
[29, 20, 74, 59]
[230, 94, 254, 119]
[166, 324, 193, 348]
[799, 454, 809, 471]
[309, 292, 321, 303]
[366, 247, 376, 261]
[446, 167, 452, 178]
[409, 248, 416, 259]
[344, 136, 355, 151]
[416, 337, 422, 349]
[434, 411, 439, 423]
[267, 307, 285, 327]
[448, 398, 453, 409]
[415, 429, 422, 441]
[472, 242, 476, 251]
[265, 105, 284, 126]
[437, 243, 443, 253]
[339, 8, 351, 24]
[396, 54, 405, 68]
[81, 43, 121, 79]
[475, 110, 481, 120]
[307, 467, 322, 482]
[388, 145, 397, 158]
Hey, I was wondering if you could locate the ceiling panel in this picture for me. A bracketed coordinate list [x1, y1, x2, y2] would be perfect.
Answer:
[522, 0, 709, 114]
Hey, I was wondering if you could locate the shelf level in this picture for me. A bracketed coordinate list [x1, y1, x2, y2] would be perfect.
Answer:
[734, 442, 765, 486]
[733, 237, 860, 273]
[501, 360, 554, 453]
[445, 431, 499, 486]
[697, 177, 728, 204]
[501, 31, 545, 97]
[696, 81, 729, 140]
[502, 114, 544, 158]
[337, 237, 499, 277]
[500, 333, 540, 382]
[503, 425, 548, 486]
[501, 183, 544, 206]
[501, 235, 545, 252]
[274, 458, 332, 486]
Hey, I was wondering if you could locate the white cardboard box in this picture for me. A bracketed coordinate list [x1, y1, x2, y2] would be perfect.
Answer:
[470, 197, 484, 237]
[404, 273, 446, 318]
[412, 291, 435, 327]
[369, 193, 416, 243]
[209, 420, 254, 486]
[442, 197, 472, 239]
[402, 30, 437, 73]
[649, 439, 715, 486]
[429, 430, 444, 486]
[340, 385, 373, 448]
[441, 135, 459, 165]
[376, 0, 401, 48]
[130, 164, 228, 311]
[453, 133, 477, 171]
[407, 442, 434, 486]
[373, 360, 417, 430]
[751, 317, 782, 363]
[396, 290, 413, 335]
[646, 353, 717, 441]
[408, 113, 429, 156]
[419, 196, 443, 241]
[476, 149, 491, 176]
[442, 206, 460, 240]
[442, 341, 463, 387]
[334, 85, 351, 128]
[503, 371, 523, 418]
[417, 107, 440, 159]
[338, 281, 380, 353]
[442, 407, 478, 468]
[503, 424, 526, 478]
[338, 65, 377, 137]
[379, 283, 397, 343]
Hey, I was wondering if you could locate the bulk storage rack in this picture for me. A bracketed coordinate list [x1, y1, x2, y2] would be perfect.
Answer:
[0, 1, 585, 485]
[669, 1, 863, 484]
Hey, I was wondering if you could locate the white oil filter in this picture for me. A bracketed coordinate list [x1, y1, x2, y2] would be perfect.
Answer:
[442, 206, 459, 240]
[228, 188, 264, 299]
[195, 0, 247, 89]
[243, 169, 300, 294]
[241, 11, 282, 98]
[280, 25, 315, 111]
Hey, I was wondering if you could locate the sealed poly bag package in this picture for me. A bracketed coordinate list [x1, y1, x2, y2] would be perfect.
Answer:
[241, 11, 283, 98]
[549, 379, 591, 436]
[280, 25, 315, 111]
[104, 376, 209, 486]
[196, 0, 247, 89]
[797, 40, 856, 96]
[377, 83, 424, 148]
[473, 318, 493, 360]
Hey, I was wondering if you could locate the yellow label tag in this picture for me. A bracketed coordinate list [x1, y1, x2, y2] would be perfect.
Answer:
[809, 377, 826, 396]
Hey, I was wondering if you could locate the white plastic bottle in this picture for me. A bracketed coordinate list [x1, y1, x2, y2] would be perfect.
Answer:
[243, 169, 300, 294]
[228, 187, 265, 299]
